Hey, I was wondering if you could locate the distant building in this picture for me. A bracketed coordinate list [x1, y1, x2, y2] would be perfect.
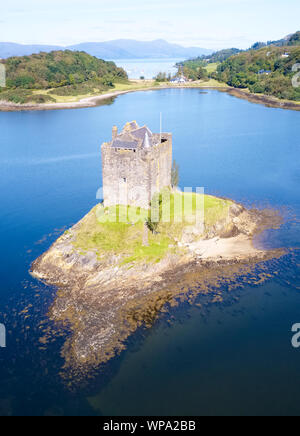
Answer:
[258, 69, 272, 75]
[170, 76, 187, 84]
[101, 121, 172, 209]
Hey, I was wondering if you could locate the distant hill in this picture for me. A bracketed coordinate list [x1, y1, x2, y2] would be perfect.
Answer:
[250, 30, 300, 50]
[0, 50, 128, 104]
[214, 31, 300, 101]
[67, 39, 212, 59]
[203, 48, 241, 63]
[176, 48, 242, 81]
[179, 31, 300, 68]
[216, 45, 300, 101]
[179, 48, 241, 68]
[0, 42, 62, 58]
[0, 39, 212, 60]
[176, 31, 300, 102]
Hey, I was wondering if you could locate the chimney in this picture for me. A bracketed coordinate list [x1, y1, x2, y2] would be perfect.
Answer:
[112, 125, 118, 139]
[143, 132, 151, 148]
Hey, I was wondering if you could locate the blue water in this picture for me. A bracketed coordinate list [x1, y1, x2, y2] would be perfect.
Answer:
[0, 89, 299, 416]
[112, 58, 181, 79]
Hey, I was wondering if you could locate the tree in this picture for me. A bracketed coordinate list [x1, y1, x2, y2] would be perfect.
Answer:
[171, 160, 179, 188]
[146, 193, 162, 233]
[4, 50, 128, 91]
[197, 67, 208, 80]
[215, 45, 300, 101]
[154, 72, 168, 82]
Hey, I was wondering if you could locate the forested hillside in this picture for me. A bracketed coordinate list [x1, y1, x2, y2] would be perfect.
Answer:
[176, 48, 240, 79]
[251, 30, 300, 49]
[177, 31, 300, 101]
[0, 50, 128, 104]
[216, 46, 300, 101]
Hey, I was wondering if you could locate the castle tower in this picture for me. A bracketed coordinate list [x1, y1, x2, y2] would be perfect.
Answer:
[101, 121, 172, 209]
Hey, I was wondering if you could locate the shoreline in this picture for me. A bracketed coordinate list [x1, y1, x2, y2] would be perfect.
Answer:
[225, 88, 300, 111]
[0, 82, 228, 112]
[1, 82, 299, 112]
[0, 88, 138, 112]
[30, 200, 285, 383]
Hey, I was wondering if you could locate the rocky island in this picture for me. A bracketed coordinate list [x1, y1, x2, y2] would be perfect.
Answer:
[31, 122, 284, 383]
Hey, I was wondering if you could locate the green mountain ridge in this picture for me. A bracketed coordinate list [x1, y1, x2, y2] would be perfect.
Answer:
[178, 31, 300, 102]
[0, 50, 128, 104]
[180, 31, 300, 67]
[216, 45, 300, 101]
[0, 39, 212, 60]
[252, 30, 300, 48]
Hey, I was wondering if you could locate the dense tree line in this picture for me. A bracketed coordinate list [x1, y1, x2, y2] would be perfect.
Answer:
[181, 65, 208, 81]
[0, 50, 127, 92]
[251, 31, 300, 49]
[154, 72, 172, 82]
[177, 31, 300, 100]
[216, 46, 300, 101]
[288, 31, 300, 46]
[178, 48, 241, 69]
[176, 49, 241, 80]
[173, 60, 209, 81]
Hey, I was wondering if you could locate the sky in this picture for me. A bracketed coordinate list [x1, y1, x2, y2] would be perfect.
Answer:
[1, 0, 299, 50]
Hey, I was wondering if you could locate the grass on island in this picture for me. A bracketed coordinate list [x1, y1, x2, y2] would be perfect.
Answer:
[72, 192, 232, 265]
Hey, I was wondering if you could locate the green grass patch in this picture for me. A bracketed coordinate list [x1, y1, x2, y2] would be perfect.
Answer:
[72, 193, 232, 265]
[37, 80, 156, 103]
[161, 192, 231, 226]
[121, 235, 172, 265]
[0, 88, 56, 104]
[73, 206, 171, 264]
[205, 62, 220, 73]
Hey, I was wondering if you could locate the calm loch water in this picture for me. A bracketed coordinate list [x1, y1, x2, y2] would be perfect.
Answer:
[112, 58, 181, 79]
[0, 89, 299, 416]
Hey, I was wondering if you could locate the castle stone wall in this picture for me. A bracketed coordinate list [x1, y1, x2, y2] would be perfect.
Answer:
[101, 133, 172, 209]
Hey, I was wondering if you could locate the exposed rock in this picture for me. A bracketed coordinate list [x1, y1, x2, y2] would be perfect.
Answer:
[30, 200, 284, 384]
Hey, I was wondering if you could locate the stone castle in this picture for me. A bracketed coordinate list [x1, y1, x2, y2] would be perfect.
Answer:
[101, 121, 172, 209]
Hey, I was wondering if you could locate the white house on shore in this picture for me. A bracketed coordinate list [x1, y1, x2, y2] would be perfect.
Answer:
[170, 76, 187, 84]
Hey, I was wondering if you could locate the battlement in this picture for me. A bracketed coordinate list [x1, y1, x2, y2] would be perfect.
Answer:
[101, 121, 172, 209]
[102, 120, 170, 151]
